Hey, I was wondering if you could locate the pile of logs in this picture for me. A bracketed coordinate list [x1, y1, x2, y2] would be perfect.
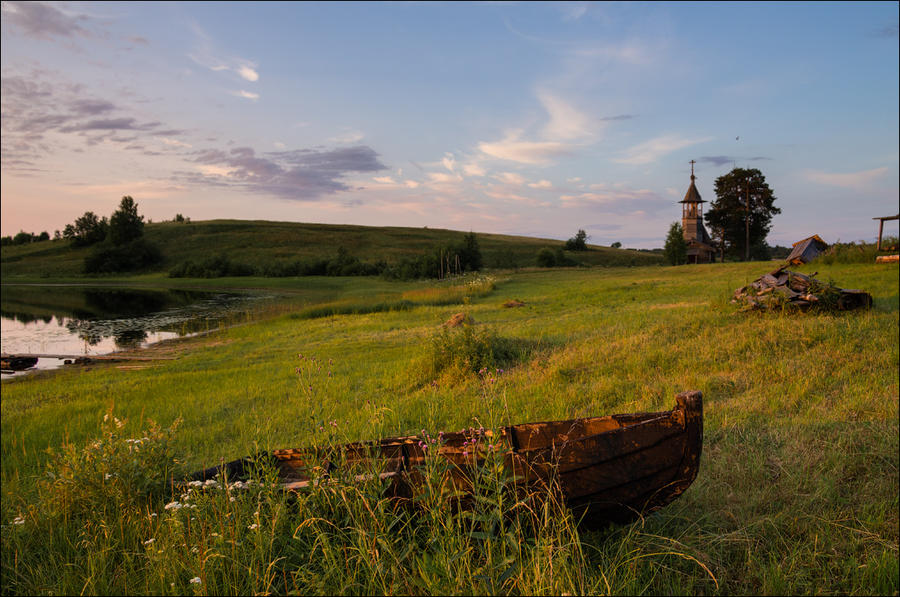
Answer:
[732, 265, 872, 311]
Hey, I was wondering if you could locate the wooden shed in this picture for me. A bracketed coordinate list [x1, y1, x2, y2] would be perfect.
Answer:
[786, 235, 828, 265]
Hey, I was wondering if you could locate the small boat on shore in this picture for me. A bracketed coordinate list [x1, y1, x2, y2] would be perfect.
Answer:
[189, 391, 703, 527]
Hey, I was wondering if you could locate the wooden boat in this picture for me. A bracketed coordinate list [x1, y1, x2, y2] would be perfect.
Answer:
[0, 355, 38, 372]
[189, 391, 702, 528]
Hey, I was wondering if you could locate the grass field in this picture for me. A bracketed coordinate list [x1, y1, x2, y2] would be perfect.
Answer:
[1, 261, 897, 595]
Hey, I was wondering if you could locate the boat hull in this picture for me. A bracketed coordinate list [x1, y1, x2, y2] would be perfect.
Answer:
[189, 391, 703, 528]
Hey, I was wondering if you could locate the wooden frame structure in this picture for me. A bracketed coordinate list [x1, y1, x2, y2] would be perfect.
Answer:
[873, 214, 899, 251]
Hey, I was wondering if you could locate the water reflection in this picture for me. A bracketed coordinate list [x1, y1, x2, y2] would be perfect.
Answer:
[1, 285, 265, 372]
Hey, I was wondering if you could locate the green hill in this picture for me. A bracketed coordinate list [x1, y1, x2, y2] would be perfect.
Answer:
[0, 219, 663, 278]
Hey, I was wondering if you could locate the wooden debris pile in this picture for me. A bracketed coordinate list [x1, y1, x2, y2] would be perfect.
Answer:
[732, 265, 872, 311]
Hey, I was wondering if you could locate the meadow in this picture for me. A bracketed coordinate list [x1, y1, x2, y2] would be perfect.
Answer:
[1, 261, 897, 595]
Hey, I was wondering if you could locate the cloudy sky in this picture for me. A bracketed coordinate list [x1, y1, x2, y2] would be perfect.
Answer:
[2, 1, 897, 247]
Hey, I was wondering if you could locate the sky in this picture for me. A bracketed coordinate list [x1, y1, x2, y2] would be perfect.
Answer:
[2, 1, 898, 247]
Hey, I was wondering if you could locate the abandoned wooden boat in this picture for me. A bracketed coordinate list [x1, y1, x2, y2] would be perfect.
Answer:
[189, 390, 702, 528]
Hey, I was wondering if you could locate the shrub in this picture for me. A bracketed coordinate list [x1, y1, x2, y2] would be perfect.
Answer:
[168, 254, 257, 278]
[536, 248, 557, 267]
[819, 238, 899, 264]
[423, 325, 528, 379]
[565, 229, 588, 251]
[84, 238, 163, 273]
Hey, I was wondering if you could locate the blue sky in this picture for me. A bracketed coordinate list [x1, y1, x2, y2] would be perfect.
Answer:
[2, 1, 897, 247]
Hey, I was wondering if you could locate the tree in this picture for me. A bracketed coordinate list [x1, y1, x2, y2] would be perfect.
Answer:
[664, 222, 687, 265]
[705, 167, 780, 261]
[459, 231, 483, 271]
[565, 229, 589, 251]
[610, 241, 622, 249]
[13, 231, 33, 245]
[108, 196, 144, 246]
[69, 212, 108, 246]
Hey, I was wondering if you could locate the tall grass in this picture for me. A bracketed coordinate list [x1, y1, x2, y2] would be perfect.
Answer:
[2, 409, 598, 596]
[818, 237, 899, 264]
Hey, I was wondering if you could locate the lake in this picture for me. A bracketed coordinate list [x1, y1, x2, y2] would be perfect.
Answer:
[1, 285, 267, 376]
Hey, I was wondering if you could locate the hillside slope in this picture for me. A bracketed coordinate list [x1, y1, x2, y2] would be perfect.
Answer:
[0, 219, 663, 277]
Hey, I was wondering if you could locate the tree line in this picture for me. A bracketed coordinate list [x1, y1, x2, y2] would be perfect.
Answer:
[168, 232, 485, 280]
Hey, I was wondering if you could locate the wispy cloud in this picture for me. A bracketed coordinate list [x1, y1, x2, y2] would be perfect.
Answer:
[479, 132, 573, 165]
[538, 89, 597, 141]
[476, 90, 606, 166]
[236, 64, 259, 82]
[185, 145, 388, 201]
[328, 129, 365, 144]
[59, 117, 160, 133]
[614, 134, 713, 165]
[188, 23, 260, 84]
[494, 172, 526, 186]
[1, 72, 184, 169]
[558, 186, 669, 214]
[872, 21, 898, 38]
[231, 89, 260, 101]
[558, 2, 590, 22]
[1, 1, 92, 39]
[462, 162, 485, 177]
[803, 167, 889, 189]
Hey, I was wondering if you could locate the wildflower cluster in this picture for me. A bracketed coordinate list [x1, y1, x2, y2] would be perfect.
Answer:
[38, 409, 181, 513]
[478, 366, 505, 386]
[416, 428, 445, 454]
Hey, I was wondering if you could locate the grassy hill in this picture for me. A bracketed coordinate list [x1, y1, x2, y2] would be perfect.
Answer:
[0, 219, 663, 278]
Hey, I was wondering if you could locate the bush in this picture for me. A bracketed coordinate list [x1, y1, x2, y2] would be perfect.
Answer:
[168, 254, 257, 278]
[819, 238, 899, 264]
[84, 238, 163, 273]
[565, 229, 588, 251]
[536, 248, 557, 267]
[423, 325, 529, 380]
[536, 247, 578, 268]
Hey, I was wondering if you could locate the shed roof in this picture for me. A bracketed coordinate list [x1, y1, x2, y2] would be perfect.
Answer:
[786, 235, 829, 265]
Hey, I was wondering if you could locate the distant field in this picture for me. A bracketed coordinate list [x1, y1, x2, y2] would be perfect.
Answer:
[0, 219, 663, 278]
[1, 261, 897, 595]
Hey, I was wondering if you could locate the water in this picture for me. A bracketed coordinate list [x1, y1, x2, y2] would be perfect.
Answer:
[1, 285, 266, 376]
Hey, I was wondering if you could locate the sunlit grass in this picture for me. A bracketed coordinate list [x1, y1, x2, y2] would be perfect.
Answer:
[1, 261, 897, 595]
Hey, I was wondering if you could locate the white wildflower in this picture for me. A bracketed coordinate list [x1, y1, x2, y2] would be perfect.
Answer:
[248, 523, 258, 530]
[12, 516, 25, 525]
[143, 538, 155, 545]
[189, 576, 201, 584]
[164, 501, 182, 511]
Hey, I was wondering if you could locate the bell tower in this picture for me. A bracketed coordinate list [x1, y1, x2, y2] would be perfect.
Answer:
[678, 161, 715, 263]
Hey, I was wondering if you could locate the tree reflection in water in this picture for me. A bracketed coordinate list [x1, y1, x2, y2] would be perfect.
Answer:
[2, 286, 260, 354]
